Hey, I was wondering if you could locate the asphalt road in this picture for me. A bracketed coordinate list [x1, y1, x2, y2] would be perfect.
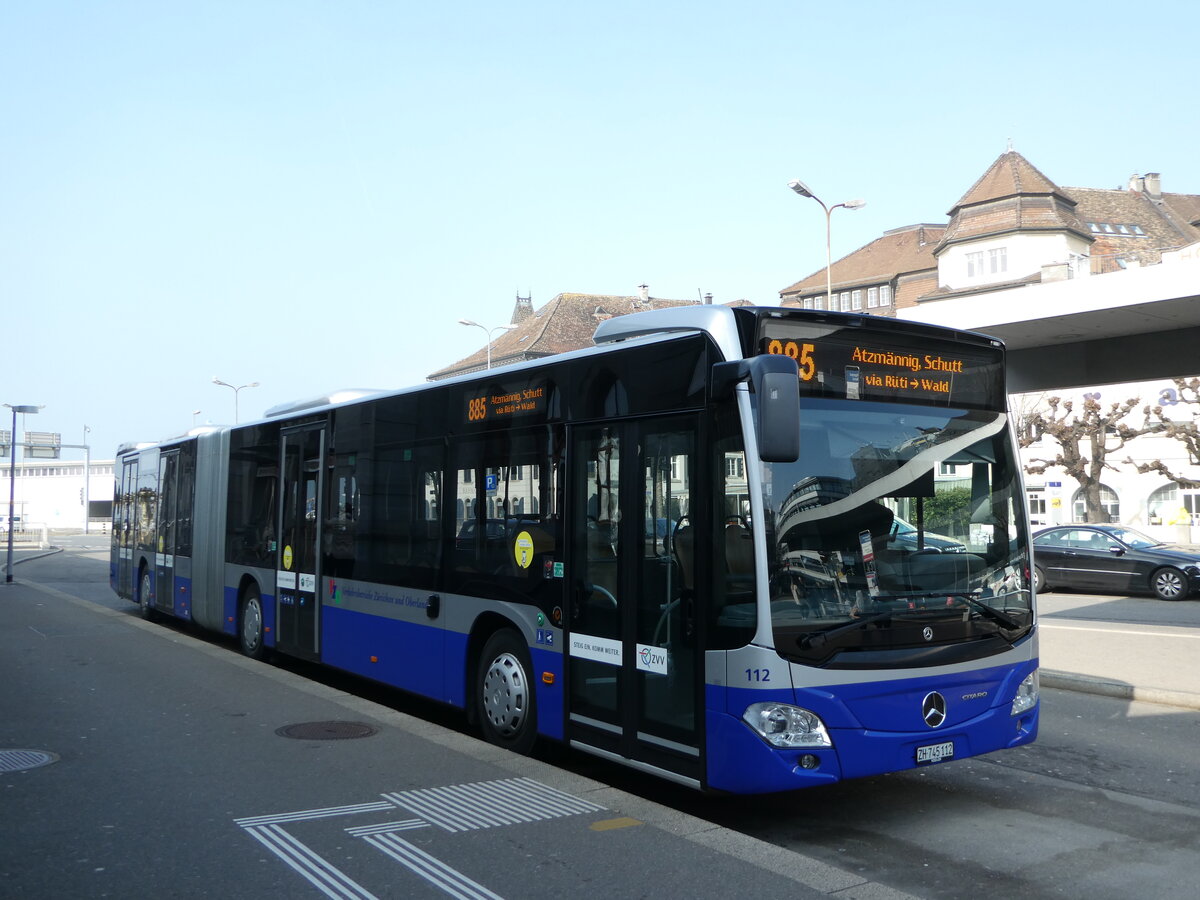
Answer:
[9, 537, 1200, 900]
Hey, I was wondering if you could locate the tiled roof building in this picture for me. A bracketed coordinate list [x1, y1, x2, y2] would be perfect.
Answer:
[780, 149, 1200, 314]
[428, 290, 703, 381]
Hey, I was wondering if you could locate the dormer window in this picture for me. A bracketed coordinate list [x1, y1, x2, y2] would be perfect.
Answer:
[1088, 222, 1147, 236]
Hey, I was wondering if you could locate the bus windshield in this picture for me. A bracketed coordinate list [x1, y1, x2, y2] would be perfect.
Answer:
[761, 398, 1033, 666]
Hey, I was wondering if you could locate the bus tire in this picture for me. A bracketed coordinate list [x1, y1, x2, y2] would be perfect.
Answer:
[476, 628, 537, 755]
[137, 567, 157, 621]
[239, 584, 270, 660]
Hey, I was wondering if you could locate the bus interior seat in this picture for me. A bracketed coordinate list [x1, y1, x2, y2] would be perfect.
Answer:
[724, 521, 755, 596]
[585, 523, 619, 604]
[672, 521, 694, 593]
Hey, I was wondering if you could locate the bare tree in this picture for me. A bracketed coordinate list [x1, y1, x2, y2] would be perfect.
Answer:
[1125, 377, 1200, 489]
[1019, 394, 1156, 523]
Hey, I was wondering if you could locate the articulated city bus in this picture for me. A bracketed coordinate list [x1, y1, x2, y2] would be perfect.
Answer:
[111, 306, 1038, 793]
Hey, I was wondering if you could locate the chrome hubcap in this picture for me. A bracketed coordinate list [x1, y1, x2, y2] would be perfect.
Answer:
[1157, 572, 1183, 599]
[243, 599, 262, 648]
[481, 652, 528, 737]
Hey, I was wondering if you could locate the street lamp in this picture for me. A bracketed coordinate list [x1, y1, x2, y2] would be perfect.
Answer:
[458, 319, 518, 370]
[211, 378, 259, 424]
[787, 179, 866, 311]
[82, 425, 91, 535]
[5, 403, 41, 584]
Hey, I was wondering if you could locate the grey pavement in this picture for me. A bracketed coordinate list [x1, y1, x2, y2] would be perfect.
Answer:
[1, 577, 916, 900]
[4, 540, 1199, 898]
[1039, 617, 1200, 709]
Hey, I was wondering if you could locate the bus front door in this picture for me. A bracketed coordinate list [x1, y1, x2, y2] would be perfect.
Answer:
[567, 417, 701, 784]
[276, 425, 324, 660]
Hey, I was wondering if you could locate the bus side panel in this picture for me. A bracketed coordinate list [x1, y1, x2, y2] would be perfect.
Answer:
[190, 429, 230, 633]
[321, 604, 446, 699]
[528, 645, 564, 741]
[172, 557, 191, 620]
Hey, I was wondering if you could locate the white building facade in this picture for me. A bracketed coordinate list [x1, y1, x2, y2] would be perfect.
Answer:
[1, 458, 115, 532]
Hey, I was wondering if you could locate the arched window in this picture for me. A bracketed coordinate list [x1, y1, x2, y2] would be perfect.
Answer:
[1071, 484, 1119, 523]
[1148, 483, 1200, 524]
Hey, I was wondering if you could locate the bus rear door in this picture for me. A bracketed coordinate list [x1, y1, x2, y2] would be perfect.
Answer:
[116, 457, 137, 597]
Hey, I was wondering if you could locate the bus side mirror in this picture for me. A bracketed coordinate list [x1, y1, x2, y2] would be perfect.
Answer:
[713, 356, 800, 463]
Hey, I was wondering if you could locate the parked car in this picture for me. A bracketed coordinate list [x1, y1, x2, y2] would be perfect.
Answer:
[1032, 524, 1200, 600]
[887, 516, 966, 554]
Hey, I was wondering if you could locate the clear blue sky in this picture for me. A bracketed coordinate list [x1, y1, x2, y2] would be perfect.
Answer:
[3, 1, 1197, 460]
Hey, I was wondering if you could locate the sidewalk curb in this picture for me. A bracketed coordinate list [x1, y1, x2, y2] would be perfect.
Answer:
[2, 545, 62, 578]
[1042, 669, 1200, 711]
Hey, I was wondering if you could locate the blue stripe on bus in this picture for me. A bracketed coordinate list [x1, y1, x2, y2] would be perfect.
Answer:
[321, 604, 447, 699]
[171, 574, 191, 619]
[529, 645, 564, 741]
[222, 586, 239, 637]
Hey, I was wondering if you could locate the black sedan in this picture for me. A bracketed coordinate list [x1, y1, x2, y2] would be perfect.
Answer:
[1032, 524, 1200, 601]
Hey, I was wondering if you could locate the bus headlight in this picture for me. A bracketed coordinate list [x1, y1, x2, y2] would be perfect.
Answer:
[743, 702, 832, 749]
[1011, 670, 1039, 716]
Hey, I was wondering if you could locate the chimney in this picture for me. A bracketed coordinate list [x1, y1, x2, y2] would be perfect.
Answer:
[1128, 173, 1145, 193]
[512, 291, 534, 324]
[703, 293, 713, 305]
[1144, 172, 1162, 200]
[637, 284, 649, 303]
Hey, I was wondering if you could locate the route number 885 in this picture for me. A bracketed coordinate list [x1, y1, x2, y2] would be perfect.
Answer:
[468, 397, 488, 422]
[767, 340, 816, 381]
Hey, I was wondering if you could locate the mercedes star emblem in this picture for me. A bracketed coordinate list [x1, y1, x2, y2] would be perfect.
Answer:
[922, 691, 947, 728]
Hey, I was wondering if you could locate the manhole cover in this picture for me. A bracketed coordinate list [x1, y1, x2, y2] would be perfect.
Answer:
[275, 721, 379, 741]
[0, 749, 59, 773]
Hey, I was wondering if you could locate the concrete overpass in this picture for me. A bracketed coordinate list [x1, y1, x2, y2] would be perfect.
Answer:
[896, 254, 1200, 393]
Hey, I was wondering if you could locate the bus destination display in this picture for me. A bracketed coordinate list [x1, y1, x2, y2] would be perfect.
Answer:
[760, 326, 1003, 409]
[465, 380, 548, 424]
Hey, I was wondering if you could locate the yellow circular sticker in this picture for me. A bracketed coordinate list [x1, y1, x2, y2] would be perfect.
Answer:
[283, 545, 294, 570]
[513, 531, 534, 569]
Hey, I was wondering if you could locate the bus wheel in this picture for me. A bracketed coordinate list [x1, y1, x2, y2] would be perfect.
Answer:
[239, 585, 270, 660]
[477, 629, 537, 755]
[137, 568, 157, 621]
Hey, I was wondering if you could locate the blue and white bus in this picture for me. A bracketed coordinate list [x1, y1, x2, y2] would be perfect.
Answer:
[111, 305, 1038, 793]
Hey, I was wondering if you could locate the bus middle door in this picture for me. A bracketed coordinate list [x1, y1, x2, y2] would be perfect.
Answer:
[155, 450, 179, 616]
[276, 425, 324, 660]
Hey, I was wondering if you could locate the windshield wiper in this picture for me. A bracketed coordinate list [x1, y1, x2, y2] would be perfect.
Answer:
[960, 595, 1023, 629]
[797, 610, 894, 649]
